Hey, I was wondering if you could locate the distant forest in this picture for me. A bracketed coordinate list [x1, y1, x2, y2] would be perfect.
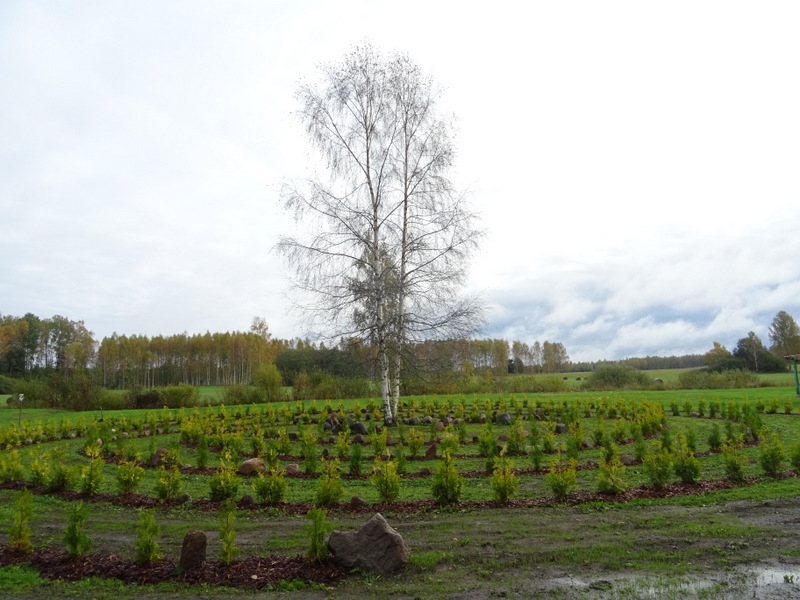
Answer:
[1, 311, 795, 394]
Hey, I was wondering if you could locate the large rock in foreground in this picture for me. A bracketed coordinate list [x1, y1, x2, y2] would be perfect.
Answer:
[327, 513, 409, 575]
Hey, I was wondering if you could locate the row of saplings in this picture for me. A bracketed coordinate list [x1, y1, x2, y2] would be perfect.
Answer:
[3, 415, 799, 508]
[5, 486, 406, 582]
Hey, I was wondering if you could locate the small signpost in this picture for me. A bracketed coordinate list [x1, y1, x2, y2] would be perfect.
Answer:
[784, 355, 800, 397]
[18, 393, 24, 426]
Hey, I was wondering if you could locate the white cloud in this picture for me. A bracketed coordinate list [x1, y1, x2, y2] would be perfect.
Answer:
[2, 1, 799, 359]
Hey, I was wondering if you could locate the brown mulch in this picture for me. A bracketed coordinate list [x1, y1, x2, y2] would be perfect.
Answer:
[0, 546, 348, 590]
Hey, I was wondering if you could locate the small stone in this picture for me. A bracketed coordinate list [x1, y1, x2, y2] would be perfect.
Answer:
[425, 443, 437, 460]
[238, 458, 266, 476]
[179, 530, 207, 571]
[349, 495, 369, 508]
[350, 421, 368, 436]
[150, 447, 167, 467]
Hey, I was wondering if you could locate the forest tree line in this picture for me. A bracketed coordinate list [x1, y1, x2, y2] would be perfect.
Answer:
[0, 314, 571, 389]
[1, 310, 797, 395]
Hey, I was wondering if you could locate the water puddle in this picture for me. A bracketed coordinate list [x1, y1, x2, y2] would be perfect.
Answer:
[547, 566, 800, 599]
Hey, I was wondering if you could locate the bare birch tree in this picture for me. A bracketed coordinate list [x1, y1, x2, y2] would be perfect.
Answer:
[278, 43, 484, 423]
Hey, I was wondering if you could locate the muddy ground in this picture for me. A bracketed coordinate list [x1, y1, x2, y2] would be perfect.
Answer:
[3, 491, 800, 599]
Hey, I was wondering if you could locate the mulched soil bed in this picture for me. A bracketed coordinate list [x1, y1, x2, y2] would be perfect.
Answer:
[0, 546, 348, 590]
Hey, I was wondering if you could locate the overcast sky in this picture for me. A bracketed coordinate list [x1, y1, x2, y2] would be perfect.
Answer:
[2, 1, 799, 362]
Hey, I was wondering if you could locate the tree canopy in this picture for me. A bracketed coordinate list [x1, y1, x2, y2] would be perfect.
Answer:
[278, 42, 484, 423]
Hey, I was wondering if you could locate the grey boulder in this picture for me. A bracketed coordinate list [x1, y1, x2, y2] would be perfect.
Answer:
[327, 513, 409, 575]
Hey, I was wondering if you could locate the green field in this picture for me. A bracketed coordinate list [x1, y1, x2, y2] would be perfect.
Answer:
[2, 384, 800, 598]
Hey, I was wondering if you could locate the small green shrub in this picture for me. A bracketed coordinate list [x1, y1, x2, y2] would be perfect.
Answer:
[477, 423, 497, 458]
[0, 450, 24, 483]
[197, 436, 210, 468]
[370, 428, 388, 457]
[632, 427, 647, 463]
[431, 452, 463, 506]
[64, 501, 91, 558]
[252, 468, 287, 504]
[707, 424, 723, 452]
[218, 499, 240, 566]
[316, 459, 343, 507]
[79, 459, 105, 495]
[305, 507, 333, 563]
[47, 447, 76, 492]
[154, 466, 183, 501]
[439, 426, 460, 456]
[457, 419, 468, 443]
[592, 419, 606, 447]
[697, 399, 707, 417]
[659, 428, 673, 453]
[758, 431, 786, 477]
[335, 429, 351, 461]
[348, 443, 363, 476]
[275, 427, 292, 455]
[685, 429, 698, 453]
[9, 489, 33, 553]
[116, 460, 144, 495]
[566, 434, 581, 461]
[709, 400, 720, 418]
[643, 441, 673, 490]
[672, 434, 702, 484]
[134, 509, 161, 566]
[407, 427, 423, 458]
[27, 449, 50, 486]
[722, 442, 748, 483]
[209, 461, 240, 502]
[490, 453, 518, 503]
[530, 440, 544, 470]
[161, 446, 181, 470]
[300, 428, 319, 474]
[371, 458, 400, 503]
[546, 456, 577, 501]
[395, 446, 408, 474]
[596, 444, 627, 495]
